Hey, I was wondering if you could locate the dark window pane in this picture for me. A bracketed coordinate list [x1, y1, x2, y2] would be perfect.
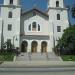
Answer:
[57, 26, 61, 32]
[8, 11, 12, 18]
[32, 22, 36, 28]
[56, 1, 59, 7]
[7, 39, 11, 49]
[7, 39, 11, 43]
[29, 24, 31, 31]
[57, 14, 60, 20]
[38, 24, 40, 31]
[8, 24, 12, 31]
[32, 22, 36, 31]
[10, 0, 13, 4]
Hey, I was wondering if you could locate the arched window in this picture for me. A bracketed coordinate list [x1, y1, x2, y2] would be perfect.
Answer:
[57, 14, 60, 20]
[28, 24, 31, 31]
[56, 1, 59, 7]
[32, 22, 37, 31]
[8, 11, 12, 18]
[10, 0, 13, 4]
[38, 24, 40, 31]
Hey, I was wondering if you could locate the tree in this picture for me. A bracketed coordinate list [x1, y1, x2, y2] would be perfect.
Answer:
[2, 40, 13, 52]
[72, 6, 75, 18]
[57, 25, 75, 54]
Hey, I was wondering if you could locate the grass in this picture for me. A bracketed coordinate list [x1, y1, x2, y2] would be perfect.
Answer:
[0, 52, 15, 61]
[61, 55, 75, 61]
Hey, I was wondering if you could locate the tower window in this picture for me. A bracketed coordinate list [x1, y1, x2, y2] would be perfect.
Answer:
[57, 14, 60, 20]
[7, 39, 11, 49]
[56, 1, 59, 7]
[8, 24, 12, 31]
[57, 26, 61, 32]
[10, 0, 13, 4]
[32, 22, 37, 31]
[8, 11, 12, 18]
[7, 39, 11, 43]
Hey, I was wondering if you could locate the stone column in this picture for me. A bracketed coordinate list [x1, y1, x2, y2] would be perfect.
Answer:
[37, 40, 41, 53]
[27, 40, 31, 52]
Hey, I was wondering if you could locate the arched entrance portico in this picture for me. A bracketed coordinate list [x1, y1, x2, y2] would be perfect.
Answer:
[21, 41, 28, 52]
[41, 41, 47, 53]
[31, 41, 38, 53]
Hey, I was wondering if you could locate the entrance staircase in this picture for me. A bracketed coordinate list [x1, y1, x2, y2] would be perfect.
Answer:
[31, 53, 47, 61]
[47, 52, 62, 61]
[16, 52, 62, 61]
[16, 53, 29, 61]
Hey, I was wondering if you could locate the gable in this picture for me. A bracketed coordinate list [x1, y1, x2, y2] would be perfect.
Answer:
[21, 8, 49, 19]
[21, 10, 49, 22]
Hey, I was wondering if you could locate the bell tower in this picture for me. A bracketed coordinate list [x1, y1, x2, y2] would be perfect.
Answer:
[47, 0, 64, 8]
[47, 0, 69, 49]
[4, 0, 20, 6]
[0, 0, 21, 49]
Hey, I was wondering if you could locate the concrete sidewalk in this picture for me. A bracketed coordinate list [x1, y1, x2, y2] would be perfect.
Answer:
[0, 61, 75, 68]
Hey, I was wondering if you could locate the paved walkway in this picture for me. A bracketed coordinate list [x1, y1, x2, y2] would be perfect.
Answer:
[16, 52, 62, 61]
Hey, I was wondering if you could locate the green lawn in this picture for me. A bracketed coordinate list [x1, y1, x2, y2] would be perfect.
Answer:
[0, 52, 15, 61]
[61, 55, 75, 61]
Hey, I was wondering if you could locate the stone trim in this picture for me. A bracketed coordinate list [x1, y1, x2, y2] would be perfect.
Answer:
[21, 35, 50, 40]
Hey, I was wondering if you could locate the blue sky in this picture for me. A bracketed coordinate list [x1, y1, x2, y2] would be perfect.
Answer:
[0, 0, 75, 24]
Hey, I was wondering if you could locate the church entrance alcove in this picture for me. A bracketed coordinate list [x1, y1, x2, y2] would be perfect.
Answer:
[41, 41, 47, 53]
[31, 41, 38, 53]
[21, 41, 28, 52]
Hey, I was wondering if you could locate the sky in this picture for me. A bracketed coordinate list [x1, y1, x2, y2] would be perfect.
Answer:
[0, 0, 75, 24]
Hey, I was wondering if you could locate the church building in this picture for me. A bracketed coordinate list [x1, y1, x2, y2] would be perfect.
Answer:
[0, 0, 69, 53]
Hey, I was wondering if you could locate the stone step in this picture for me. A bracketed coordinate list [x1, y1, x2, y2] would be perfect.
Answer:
[16, 53, 30, 61]
[15, 52, 62, 61]
[31, 53, 47, 61]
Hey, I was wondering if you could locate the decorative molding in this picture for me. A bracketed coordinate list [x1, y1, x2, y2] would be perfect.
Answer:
[0, 4, 21, 8]
[21, 35, 50, 40]
[48, 7, 68, 10]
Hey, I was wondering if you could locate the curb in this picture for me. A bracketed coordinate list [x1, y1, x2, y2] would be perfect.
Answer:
[0, 61, 75, 68]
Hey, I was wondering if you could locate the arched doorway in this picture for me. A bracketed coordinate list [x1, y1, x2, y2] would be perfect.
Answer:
[21, 41, 28, 52]
[31, 41, 38, 53]
[41, 41, 47, 53]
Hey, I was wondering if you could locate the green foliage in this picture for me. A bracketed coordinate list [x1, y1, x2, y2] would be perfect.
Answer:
[0, 52, 15, 61]
[2, 40, 14, 51]
[57, 25, 75, 54]
[61, 25, 75, 47]
[61, 55, 75, 61]
[72, 7, 75, 18]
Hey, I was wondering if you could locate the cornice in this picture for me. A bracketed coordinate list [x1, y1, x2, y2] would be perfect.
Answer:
[0, 4, 21, 8]
[48, 7, 68, 10]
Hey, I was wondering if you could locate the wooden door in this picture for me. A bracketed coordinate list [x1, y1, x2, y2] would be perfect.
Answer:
[32, 46, 37, 53]
[31, 41, 37, 53]
[21, 41, 28, 52]
[41, 41, 47, 53]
